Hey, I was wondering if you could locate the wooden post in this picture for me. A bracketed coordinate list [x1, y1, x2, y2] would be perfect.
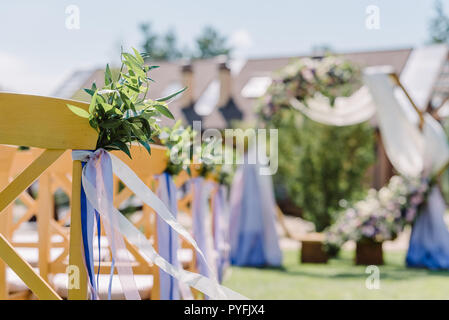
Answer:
[68, 160, 88, 300]
[0, 146, 17, 299]
[389, 73, 424, 129]
[148, 177, 160, 300]
[0, 204, 12, 299]
[37, 172, 52, 281]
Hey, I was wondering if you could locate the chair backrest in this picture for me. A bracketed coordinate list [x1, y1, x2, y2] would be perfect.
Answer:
[0, 93, 97, 150]
[0, 93, 97, 300]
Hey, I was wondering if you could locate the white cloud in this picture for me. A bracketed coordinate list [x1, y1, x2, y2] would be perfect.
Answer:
[0, 52, 66, 95]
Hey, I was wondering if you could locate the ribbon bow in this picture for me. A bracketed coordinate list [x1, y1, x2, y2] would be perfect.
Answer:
[72, 149, 247, 300]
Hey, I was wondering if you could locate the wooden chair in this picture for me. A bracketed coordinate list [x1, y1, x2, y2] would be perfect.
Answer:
[0, 145, 32, 299]
[9, 143, 188, 299]
[0, 93, 181, 300]
[0, 146, 65, 299]
[0, 92, 99, 300]
[25, 147, 165, 299]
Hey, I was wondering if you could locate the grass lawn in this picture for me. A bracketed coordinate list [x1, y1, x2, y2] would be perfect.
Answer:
[223, 250, 449, 299]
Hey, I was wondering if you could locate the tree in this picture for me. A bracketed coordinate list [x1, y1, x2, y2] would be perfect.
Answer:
[139, 24, 231, 60]
[194, 26, 232, 59]
[429, 0, 449, 44]
[139, 23, 182, 61]
[294, 118, 374, 232]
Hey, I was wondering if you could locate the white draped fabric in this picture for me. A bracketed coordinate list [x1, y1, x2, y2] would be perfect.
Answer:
[363, 71, 449, 269]
[290, 69, 449, 177]
[289, 86, 376, 126]
[422, 115, 449, 176]
[363, 72, 425, 177]
[406, 186, 449, 269]
[288, 45, 449, 127]
[399, 44, 449, 111]
[363, 71, 449, 178]
[229, 146, 282, 267]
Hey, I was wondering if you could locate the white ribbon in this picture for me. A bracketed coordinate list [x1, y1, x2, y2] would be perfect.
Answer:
[72, 149, 247, 300]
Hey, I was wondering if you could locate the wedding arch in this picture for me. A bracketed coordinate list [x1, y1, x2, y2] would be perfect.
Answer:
[274, 44, 449, 269]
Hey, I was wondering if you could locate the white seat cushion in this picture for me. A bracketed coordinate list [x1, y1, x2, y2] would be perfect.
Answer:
[178, 248, 193, 267]
[15, 248, 65, 267]
[12, 232, 64, 244]
[7, 268, 33, 292]
[52, 273, 153, 300]
[104, 247, 193, 268]
[15, 247, 109, 267]
[92, 236, 117, 248]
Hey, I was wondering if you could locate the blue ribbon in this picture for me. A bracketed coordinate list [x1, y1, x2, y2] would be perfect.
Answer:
[80, 161, 104, 299]
[80, 162, 95, 299]
[166, 173, 174, 299]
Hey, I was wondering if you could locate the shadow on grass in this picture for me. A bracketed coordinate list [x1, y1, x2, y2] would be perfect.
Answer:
[229, 250, 449, 282]
[275, 257, 449, 281]
[231, 265, 287, 272]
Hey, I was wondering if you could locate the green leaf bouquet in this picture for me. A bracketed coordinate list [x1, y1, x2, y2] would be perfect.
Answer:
[67, 48, 185, 157]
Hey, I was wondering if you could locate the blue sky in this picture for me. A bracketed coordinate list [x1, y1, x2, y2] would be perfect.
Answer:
[0, 0, 446, 94]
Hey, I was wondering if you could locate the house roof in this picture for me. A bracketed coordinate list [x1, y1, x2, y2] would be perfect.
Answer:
[54, 48, 414, 129]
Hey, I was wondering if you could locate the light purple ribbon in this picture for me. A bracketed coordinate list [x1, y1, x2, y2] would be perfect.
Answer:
[191, 177, 217, 281]
[212, 184, 231, 283]
[156, 172, 180, 300]
[72, 149, 247, 300]
[81, 149, 141, 299]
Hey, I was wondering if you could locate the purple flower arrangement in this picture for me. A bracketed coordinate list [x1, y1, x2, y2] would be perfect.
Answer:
[259, 56, 362, 119]
[325, 176, 429, 249]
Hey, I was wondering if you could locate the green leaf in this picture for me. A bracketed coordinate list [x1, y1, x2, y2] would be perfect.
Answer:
[156, 87, 187, 102]
[125, 84, 140, 93]
[123, 53, 142, 67]
[154, 104, 174, 119]
[89, 91, 98, 114]
[105, 64, 113, 86]
[99, 119, 121, 128]
[101, 102, 114, 113]
[84, 88, 96, 96]
[130, 122, 146, 140]
[132, 48, 144, 64]
[111, 141, 132, 159]
[66, 104, 90, 118]
[138, 138, 152, 155]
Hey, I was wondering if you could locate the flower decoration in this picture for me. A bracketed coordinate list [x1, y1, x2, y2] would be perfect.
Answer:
[159, 121, 197, 176]
[325, 175, 430, 251]
[259, 55, 362, 119]
[66, 48, 185, 157]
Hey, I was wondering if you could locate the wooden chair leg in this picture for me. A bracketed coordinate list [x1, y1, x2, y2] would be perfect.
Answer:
[0, 146, 17, 299]
[0, 207, 12, 299]
[68, 160, 88, 300]
[0, 233, 60, 300]
[37, 173, 52, 281]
